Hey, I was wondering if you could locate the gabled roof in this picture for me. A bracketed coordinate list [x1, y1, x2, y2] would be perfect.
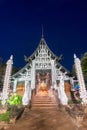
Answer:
[24, 37, 62, 62]
[11, 37, 72, 79]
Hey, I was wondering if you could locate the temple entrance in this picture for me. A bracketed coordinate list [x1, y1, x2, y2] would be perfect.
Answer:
[35, 70, 52, 96]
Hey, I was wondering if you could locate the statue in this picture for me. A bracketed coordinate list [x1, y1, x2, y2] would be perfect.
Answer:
[39, 81, 48, 91]
[37, 81, 48, 96]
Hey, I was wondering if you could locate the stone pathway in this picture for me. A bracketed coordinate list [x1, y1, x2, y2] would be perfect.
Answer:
[6, 95, 87, 130]
[8, 108, 78, 130]
[6, 94, 87, 130]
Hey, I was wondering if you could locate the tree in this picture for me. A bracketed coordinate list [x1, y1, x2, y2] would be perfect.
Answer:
[0, 57, 3, 65]
[0, 63, 6, 89]
[81, 53, 87, 75]
[72, 64, 76, 77]
[81, 52, 87, 87]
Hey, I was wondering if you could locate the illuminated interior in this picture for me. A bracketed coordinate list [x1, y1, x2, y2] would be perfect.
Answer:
[37, 81, 49, 96]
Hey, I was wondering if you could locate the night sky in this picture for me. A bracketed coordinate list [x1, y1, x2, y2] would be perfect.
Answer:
[0, 0, 87, 71]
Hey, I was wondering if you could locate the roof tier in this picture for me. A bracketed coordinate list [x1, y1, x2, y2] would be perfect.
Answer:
[24, 37, 63, 62]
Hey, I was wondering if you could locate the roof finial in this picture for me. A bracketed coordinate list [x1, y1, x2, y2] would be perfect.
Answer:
[42, 25, 44, 38]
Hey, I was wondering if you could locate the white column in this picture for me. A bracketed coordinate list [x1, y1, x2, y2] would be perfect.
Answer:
[70, 77, 75, 91]
[2, 55, 13, 105]
[51, 60, 56, 89]
[22, 78, 30, 105]
[58, 73, 68, 105]
[74, 54, 87, 104]
[29, 81, 31, 101]
[13, 79, 17, 93]
[31, 61, 35, 89]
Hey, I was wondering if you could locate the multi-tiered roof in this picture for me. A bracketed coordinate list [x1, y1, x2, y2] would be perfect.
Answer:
[11, 36, 71, 79]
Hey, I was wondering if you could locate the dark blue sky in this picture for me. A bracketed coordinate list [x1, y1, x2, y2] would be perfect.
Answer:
[0, 0, 87, 71]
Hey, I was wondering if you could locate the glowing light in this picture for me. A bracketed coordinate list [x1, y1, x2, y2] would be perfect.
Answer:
[37, 81, 49, 96]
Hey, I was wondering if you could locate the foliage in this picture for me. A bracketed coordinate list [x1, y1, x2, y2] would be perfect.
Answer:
[12, 66, 20, 75]
[0, 111, 11, 122]
[76, 99, 82, 104]
[68, 99, 82, 104]
[81, 52, 87, 73]
[0, 100, 2, 104]
[72, 64, 76, 76]
[81, 52, 87, 87]
[68, 100, 73, 104]
[0, 63, 6, 87]
[7, 94, 22, 106]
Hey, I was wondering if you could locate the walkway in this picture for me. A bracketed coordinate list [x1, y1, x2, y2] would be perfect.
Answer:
[8, 107, 78, 130]
[7, 93, 78, 130]
[6, 89, 87, 130]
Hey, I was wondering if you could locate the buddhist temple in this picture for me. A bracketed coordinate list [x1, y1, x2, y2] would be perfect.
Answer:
[10, 35, 75, 106]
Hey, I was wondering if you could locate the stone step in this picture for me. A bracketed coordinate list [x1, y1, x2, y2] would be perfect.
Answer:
[32, 101, 56, 104]
[31, 95, 57, 110]
[32, 103, 57, 106]
[32, 104, 57, 107]
[32, 106, 57, 109]
[32, 100, 53, 102]
[32, 106, 57, 110]
[32, 98, 55, 101]
[32, 98, 52, 100]
[32, 102, 57, 105]
[32, 104, 57, 106]
[32, 100, 55, 102]
[32, 102, 56, 104]
[32, 96, 52, 99]
[32, 101, 57, 103]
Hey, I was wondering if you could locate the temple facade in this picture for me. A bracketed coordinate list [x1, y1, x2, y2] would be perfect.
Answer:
[11, 37, 74, 105]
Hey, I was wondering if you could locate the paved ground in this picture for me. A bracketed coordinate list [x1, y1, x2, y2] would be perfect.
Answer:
[8, 108, 78, 130]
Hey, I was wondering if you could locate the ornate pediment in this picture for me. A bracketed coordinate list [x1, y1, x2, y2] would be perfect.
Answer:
[24, 37, 62, 62]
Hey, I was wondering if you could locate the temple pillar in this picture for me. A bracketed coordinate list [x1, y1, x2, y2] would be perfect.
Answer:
[70, 77, 75, 91]
[13, 79, 17, 93]
[22, 79, 31, 105]
[51, 60, 56, 89]
[58, 73, 68, 105]
[29, 81, 31, 101]
[2, 55, 13, 105]
[31, 60, 35, 89]
[74, 54, 87, 104]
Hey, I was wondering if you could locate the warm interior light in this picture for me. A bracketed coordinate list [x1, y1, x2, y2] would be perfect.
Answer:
[37, 81, 48, 96]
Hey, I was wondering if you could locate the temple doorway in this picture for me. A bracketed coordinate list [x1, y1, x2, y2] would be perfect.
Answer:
[35, 70, 52, 96]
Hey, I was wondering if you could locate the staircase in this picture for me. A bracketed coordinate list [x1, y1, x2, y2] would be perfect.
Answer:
[31, 95, 58, 109]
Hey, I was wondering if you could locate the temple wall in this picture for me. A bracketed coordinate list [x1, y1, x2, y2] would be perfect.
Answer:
[16, 83, 25, 96]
